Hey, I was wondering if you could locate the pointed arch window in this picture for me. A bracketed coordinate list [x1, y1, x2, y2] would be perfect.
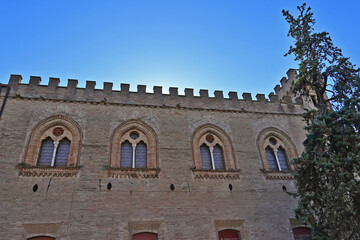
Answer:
[257, 128, 298, 180]
[120, 140, 132, 168]
[120, 131, 148, 169]
[20, 115, 82, 177]
[265, 137, 289, 171]
[109, 120, 159, 178]
[191, 124, 240, 179]
[265, 138, 289, 171]
[55, 138, 71, 166]
[37, 137, 55, 166]
[37, 136, 71, 167]
[200, 139, 225, 170]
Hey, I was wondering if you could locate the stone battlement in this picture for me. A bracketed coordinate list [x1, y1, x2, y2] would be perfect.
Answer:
[273, 68, 297, 99]
[2, 69, 304, 114]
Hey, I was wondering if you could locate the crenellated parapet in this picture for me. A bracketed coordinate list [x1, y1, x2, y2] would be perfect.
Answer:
[3, 70, 307, 115]
[272, 68, 297, 101]
[271, 68, 316, 109]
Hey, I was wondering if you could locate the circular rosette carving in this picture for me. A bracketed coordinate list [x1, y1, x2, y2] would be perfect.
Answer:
[53, 127, 64, 136]
[206, 134, 215, 143]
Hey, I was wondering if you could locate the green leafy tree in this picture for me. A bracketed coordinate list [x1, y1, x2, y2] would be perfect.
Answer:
[283, 4, 360, 240]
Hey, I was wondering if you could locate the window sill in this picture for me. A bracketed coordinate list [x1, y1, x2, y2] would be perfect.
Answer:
[192, 169, 241, 180]
[18, 166, 80, 177]
[262, 169, 294, 180]
[107, 167, 160, 179]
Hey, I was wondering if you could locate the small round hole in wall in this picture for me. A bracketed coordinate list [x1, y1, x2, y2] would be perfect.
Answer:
[107, 183, 112, 190]
[229, 184, 233, 191]
[33, 184, 38, 192]
[282, 185, 287, 192]
[170, 184, 175, 191]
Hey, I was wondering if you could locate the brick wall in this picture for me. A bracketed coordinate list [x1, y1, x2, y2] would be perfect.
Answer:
[0, 73, 307, 240]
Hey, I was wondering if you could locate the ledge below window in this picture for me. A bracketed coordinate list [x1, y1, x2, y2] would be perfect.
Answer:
[192, 169, 241, 180]
[262, 170, 294, 180]
[18, 166, 80, 177]
[107, 167, 160, 179]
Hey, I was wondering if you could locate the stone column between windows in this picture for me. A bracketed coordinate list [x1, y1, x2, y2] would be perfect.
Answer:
[209, 146, 215, 170]
[50, 141, 59, 167]
[273, 148, 282, 171]
[132, 143, 137, 168]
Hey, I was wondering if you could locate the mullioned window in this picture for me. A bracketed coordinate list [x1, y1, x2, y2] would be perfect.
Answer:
[19, 115, 82, 177]
[191, 124, 240, 179]
[257, 127, 298, 180]
[108, 119, 159, 178]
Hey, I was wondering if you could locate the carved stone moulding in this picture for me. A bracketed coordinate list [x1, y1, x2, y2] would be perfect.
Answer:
[192, 169, 241, 180]
[263, 170, 294, 180]
[18, 166, 80, 177]
[107, 167, 160, 179]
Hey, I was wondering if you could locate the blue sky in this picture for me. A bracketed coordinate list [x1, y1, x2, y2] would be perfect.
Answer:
[1, 1, 359, 96]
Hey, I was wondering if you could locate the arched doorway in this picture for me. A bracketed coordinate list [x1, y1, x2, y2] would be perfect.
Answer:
[133, 232, 158, 240]
[218, 229, 240, 240]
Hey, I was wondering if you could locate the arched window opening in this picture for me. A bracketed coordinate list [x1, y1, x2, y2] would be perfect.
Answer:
[198, 133, 226, 170]
[218, 229, 240, 240]
[55, 137, 71, 166]
[37, 137, 55, 166]
[265, 139, 289, 171]
[111, 120, 158, 171]
[109, 120, 159, 178]
[133, 232, 158, 240]
[20, 115, 82, 177]
[191, 124, 237, 174]
[119, 132, 148, 169]
[293, 227, 312, 240]
[277, 146, 289, 171]
[200, 143, 212, 170]
[257, 128, 297, 179]
[213, 144, 225, 170]
[120, 140, 132, 168]
[37, 136, 71, 167]
[266, 146, 278, 171]
[135, 141, 147, 168]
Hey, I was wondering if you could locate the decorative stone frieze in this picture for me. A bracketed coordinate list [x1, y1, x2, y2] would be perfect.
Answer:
[107, 167, 160, 179]
[18, 166, 80, 177]
[192, 169, 241, 180]
[262, 170, 294, 180]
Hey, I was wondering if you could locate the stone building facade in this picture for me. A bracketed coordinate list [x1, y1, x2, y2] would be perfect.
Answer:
[0, 69, 312, 239]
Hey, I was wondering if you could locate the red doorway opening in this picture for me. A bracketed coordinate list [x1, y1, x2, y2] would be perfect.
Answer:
[218, 229, 240, 240]
[133, 232, 158, 240]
